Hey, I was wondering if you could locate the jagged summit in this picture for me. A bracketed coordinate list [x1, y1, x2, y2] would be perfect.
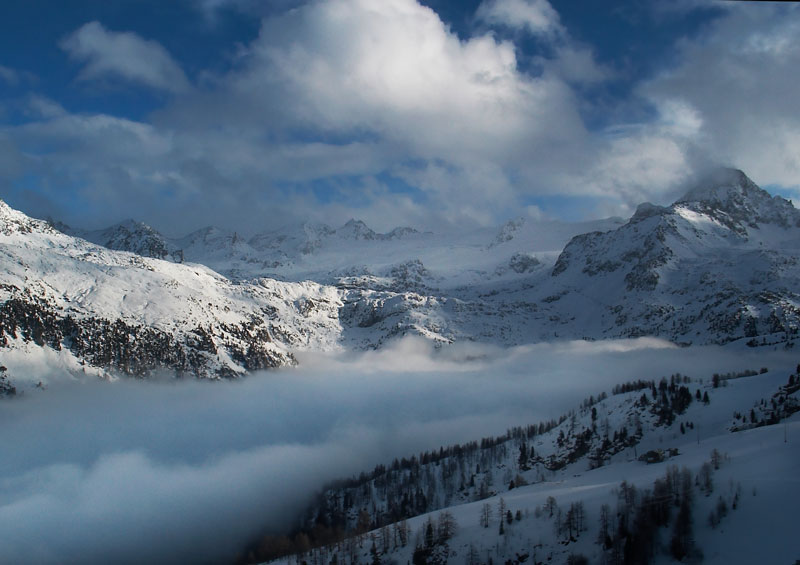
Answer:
[678, 168, 759, 204]
[676, 168, 799, 229]
[630, 202, 670, 223]
[336, 218, 377, 240]
[57, 218, 178, 261]
[334, 219, 420, 241]
[385, 226, 419, 239]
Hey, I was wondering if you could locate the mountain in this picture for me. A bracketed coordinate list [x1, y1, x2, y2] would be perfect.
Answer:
[334, 169, 800, 348]
[542, 168, 800, 344]
[0, 199, 343, 384]
[248, 221, 336, 258]
[5, 168, 800, 386]
[63, 219, 181, 262]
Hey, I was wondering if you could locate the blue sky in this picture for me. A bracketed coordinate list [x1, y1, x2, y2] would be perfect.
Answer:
[1, 0, 798, 234]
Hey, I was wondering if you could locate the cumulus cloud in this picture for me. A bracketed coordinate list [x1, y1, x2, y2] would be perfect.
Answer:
[232, 0, 582, 165]
[60, 21, 190, 93]
[1, 337, 796, 563]
[8, 0, 599, 231]
[5, 0, 799, 233]
[154, 0, 599, 226]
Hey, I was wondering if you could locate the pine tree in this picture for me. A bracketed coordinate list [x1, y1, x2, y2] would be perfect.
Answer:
[424, 519, 434, 548]
[370, 541, 381, 565]
[480, 503, 492, 528]
[518, 442, 528, 469]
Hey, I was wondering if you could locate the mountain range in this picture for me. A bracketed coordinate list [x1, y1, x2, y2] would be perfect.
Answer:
[2, 168, 799, 388]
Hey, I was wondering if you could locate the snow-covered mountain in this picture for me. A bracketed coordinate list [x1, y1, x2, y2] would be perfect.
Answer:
[317, 169, 800, 348]
[4, 168, 800, 385]
[0, 200, 344, 383]
[542, 168, 800, 343]
[63, 219, 182, 262]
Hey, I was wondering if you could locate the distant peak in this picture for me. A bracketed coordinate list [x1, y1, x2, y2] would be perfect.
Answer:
[675, 167, 799, 229]
[676, 168, 761, 206]
[113, 218, 156, 232]
[630, 202, 670, 223]
[337, 218, 376, 240]
[386, 226, 419, 239]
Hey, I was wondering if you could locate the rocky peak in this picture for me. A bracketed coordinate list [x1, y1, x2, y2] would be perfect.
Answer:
[630, 202, 670, 224]
[677, 168, 759, 205]
[90, 219, 175, 260]
[489, 217, 525, 247]
[385, 226, 419, 239]
[0, 199, 56, 236]
[337, 219, 377, 240]
[675, 168, 799, 229]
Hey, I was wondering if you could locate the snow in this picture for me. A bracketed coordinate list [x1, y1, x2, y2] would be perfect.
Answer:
[0, 203, 347, 379]
[2, 168, 800, 380]
[674, 205, 727, 232]
[270, 367, 800, 565]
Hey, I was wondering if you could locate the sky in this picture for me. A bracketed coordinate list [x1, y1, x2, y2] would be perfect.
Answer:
[1, 0, 799, 235]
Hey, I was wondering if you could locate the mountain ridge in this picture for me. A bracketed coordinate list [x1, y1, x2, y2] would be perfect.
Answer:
[2, 169, 800, 387]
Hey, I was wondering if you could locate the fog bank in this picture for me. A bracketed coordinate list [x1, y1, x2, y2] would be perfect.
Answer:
[0, 338, 793, 563]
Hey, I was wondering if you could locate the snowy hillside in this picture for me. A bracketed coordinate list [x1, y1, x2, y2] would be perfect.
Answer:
[0, 199, 344, 384]
[540, 168, 800, 343]
[254, 363, 800, 565]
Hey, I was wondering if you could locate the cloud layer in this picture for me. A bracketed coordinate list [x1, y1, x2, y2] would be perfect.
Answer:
[1, 337, 796, 563]
[2, 1, 800, 233]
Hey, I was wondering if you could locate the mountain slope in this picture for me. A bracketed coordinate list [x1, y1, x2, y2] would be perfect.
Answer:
[256, 364, 800, 565]
[539, 168, 800, 343]
[0, 200, 344, 384]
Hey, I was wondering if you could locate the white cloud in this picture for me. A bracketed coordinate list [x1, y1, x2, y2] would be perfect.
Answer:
[476, 0, 563, 36]
[60, 21, 190, 93]
[4, 1, 616, 231]
[240, 0, 576, 163]
[11, 0, 799, 233]
[641, 3, 800, 190]
[0, 64, 36, 87]
[113, 0, 595, 228]
[567, 98, 707, 210]
[25, 95, 67, 119]
[546, 44, 613, 85]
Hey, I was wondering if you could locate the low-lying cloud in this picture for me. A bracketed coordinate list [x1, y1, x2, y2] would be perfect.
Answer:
[0, 337, 795, 563]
